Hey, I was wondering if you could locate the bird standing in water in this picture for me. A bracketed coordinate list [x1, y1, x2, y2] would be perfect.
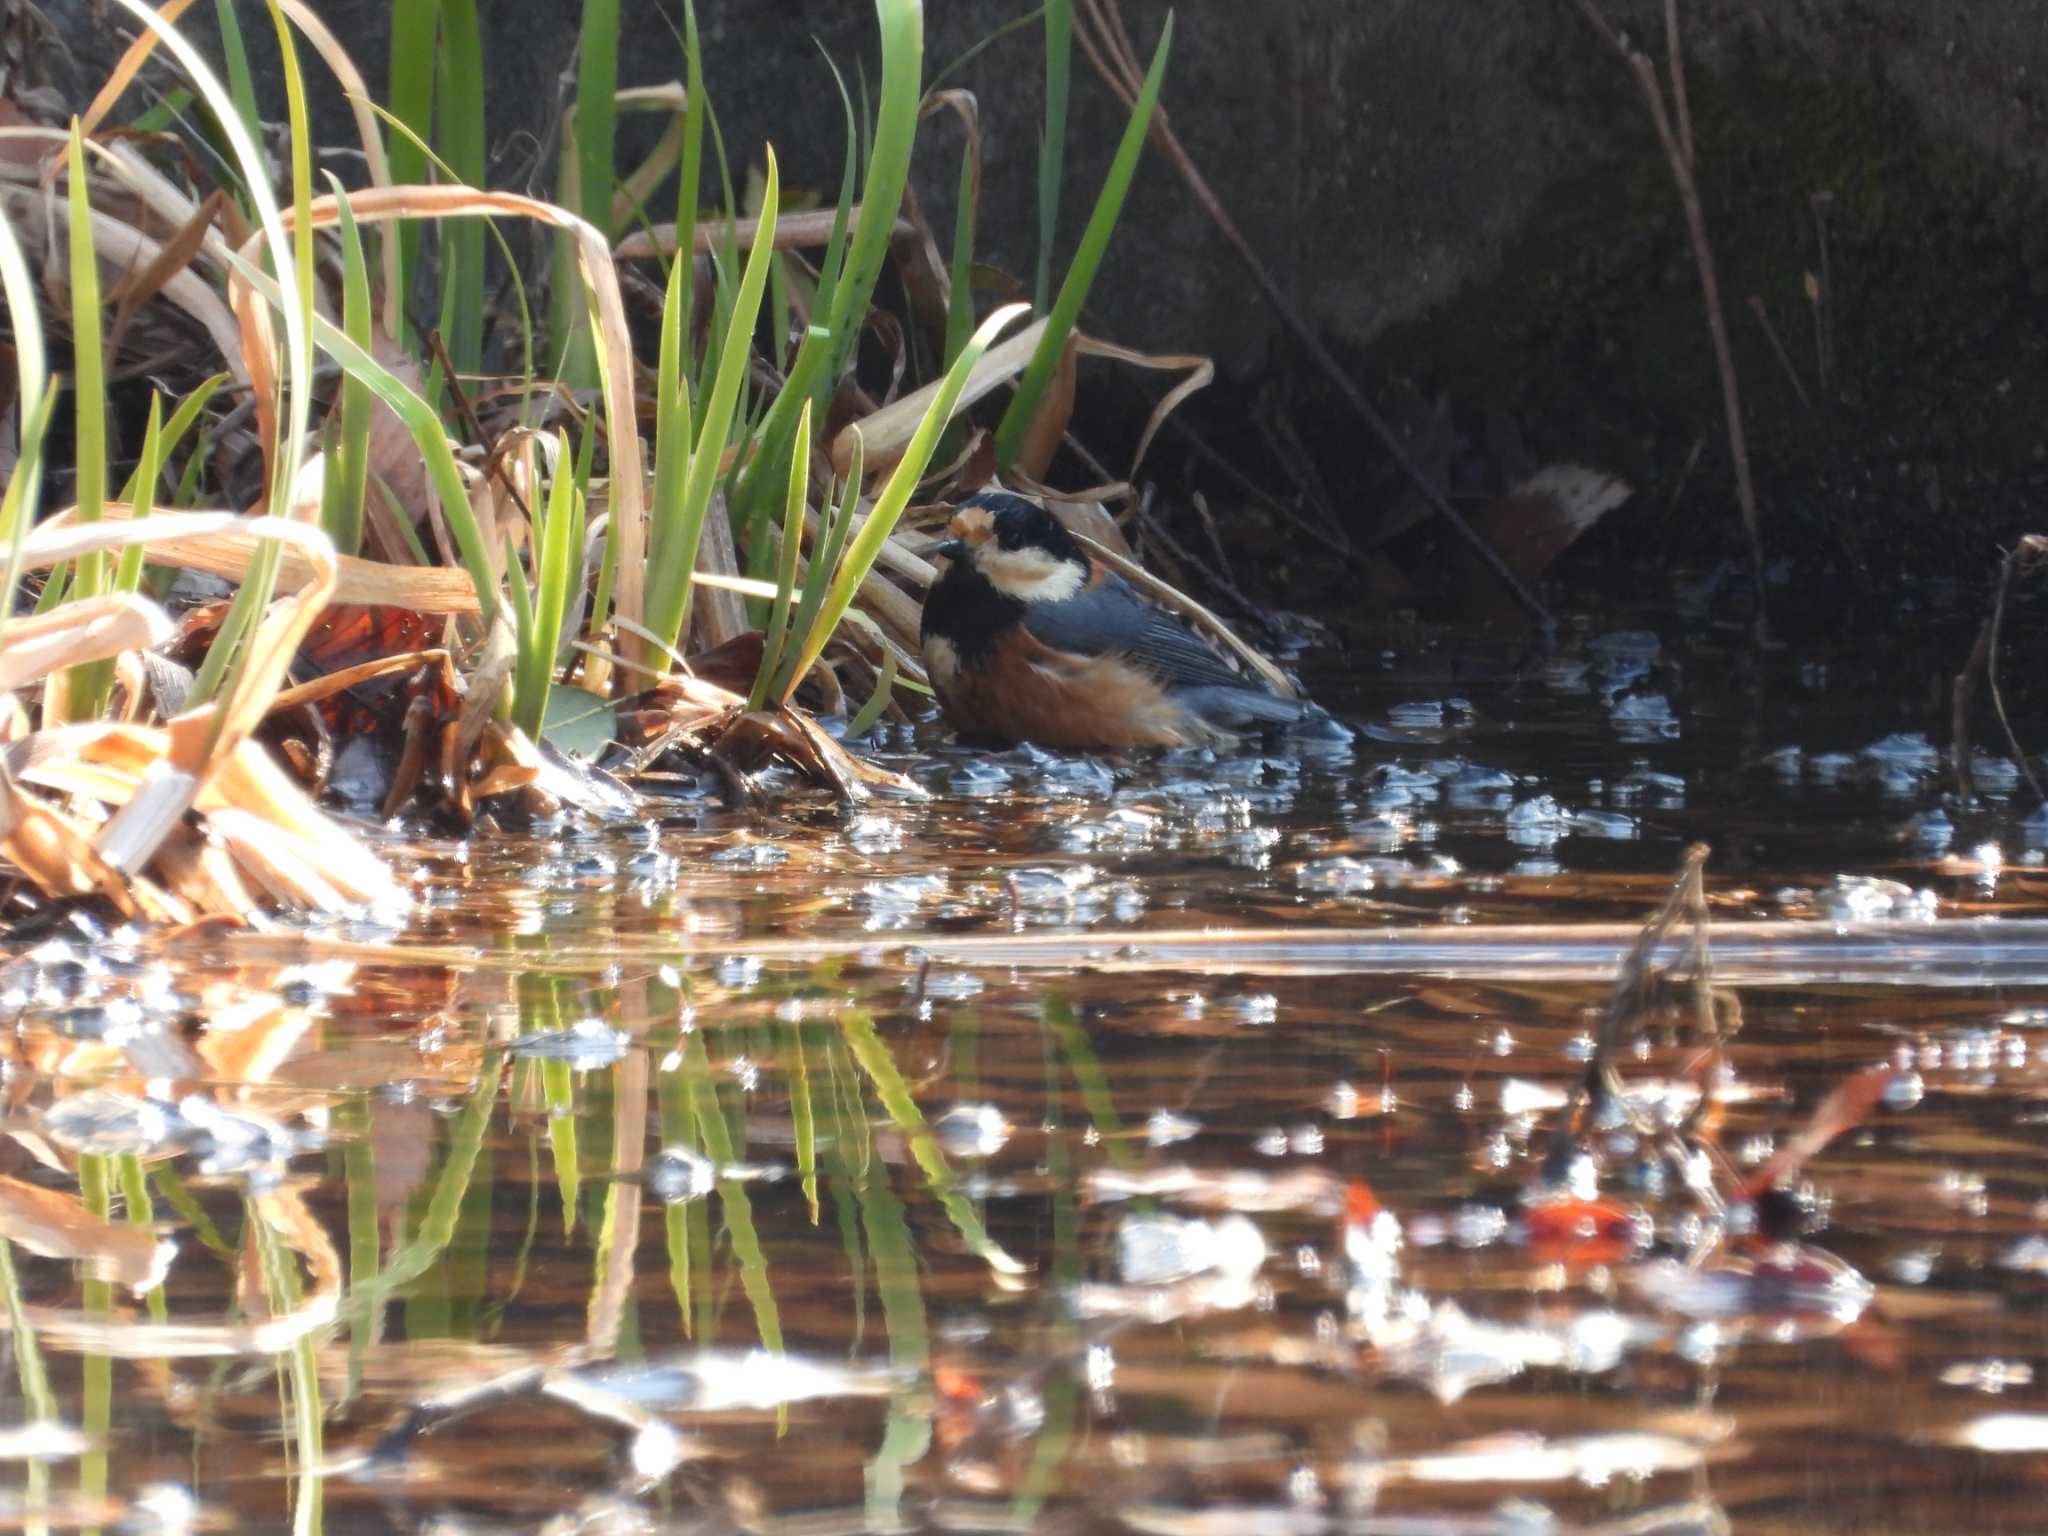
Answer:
[918, 492, 1347, 750]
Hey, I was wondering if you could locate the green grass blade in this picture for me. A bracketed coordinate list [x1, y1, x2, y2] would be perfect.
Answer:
[824, 0, 922, 385]
[675, 0, 705, 273]
[782, 302, 1027, 699]
[997, 11, 1172, 471]
[1036, 0, 1071, 312]
[112, 392, 164, 597]
[928, 7, 1043, 94]
[647, 252, 692, 608]
[644, 150, 780, 664]
[749, 398, 812, 710]
[361, 100, 537, 395]
[846, 647, 897, 736]
[513, 432, 581, 737]
[840, 1006, 1018, 1273]
[774, 432, 859, 701]
[576, 0, 620, 238]
[191, 0, 322, 715]
[228, 248, 501, 632]
[322, 175, 373, 556]
[944, 131, 978, 368]
[0, 198, 49, 622]
[387, 0, 438, 303]
[211, 0, 262, 139]
[63, 121, 112, 720]
[435, 0, 486, 376]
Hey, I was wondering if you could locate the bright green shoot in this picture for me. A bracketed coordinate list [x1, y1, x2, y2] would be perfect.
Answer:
[1036, 0, 1072, 313]
[997, 11, 1173, 471]
[322, 176, 374, 557]
[776, 302, 1029, 704]
[749, 398, 813, 711]
[644, 150, 781, 666]
[509, 433, 586, 739]
[735, 0, 919, 528]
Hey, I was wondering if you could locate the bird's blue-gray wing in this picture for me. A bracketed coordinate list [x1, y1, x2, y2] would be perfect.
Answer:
[1018, 576, 1248, 691]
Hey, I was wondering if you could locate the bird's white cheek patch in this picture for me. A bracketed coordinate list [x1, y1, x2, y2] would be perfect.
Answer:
[923, 635, 961, 689]
[981, 548, 1085, 602]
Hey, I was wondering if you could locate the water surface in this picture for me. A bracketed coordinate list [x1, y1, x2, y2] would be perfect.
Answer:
[7, 607, 2048, 1534]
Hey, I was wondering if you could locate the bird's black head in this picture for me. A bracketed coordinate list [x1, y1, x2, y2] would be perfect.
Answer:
[931, 492, 1089, 602]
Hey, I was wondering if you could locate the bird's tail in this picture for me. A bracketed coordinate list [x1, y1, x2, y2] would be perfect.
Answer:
[1171, 686, 1354, 742]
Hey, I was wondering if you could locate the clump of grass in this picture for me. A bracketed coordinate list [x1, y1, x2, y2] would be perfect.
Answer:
[0, 0, 1201, 924]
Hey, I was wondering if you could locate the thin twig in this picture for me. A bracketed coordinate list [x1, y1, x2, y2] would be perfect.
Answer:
[1569, 0, 1764, 622]
[1809, 190, 1836, 396]
[1665, 0, 1695, 169]
[1073, 0, 1557, 636]
[1745, 296, 1814, 417]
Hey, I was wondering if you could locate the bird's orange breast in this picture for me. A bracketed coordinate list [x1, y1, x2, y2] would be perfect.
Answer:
[924, 626, 1221, 750]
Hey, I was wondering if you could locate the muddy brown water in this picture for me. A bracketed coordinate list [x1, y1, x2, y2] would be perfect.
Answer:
[10, 607, 2048, 1534]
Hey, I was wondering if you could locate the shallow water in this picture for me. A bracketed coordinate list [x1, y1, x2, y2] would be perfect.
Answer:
[9, 607, 2048, 1534]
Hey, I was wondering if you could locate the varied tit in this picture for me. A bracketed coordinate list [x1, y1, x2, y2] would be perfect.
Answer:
[918, 492, 1349, 751]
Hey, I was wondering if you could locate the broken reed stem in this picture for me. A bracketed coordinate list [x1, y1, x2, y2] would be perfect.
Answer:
[1952, 534, 2048, 805]
[1073, 0, 1558, 637]
[1569, 0, 1764, 621]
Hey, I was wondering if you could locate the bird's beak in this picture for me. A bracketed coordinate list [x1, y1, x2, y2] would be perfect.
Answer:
[924, 537, 967, 562]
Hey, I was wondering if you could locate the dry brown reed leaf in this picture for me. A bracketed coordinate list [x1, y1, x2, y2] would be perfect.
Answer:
[0, 130, 235, 278]
[2, 184, 246, 380]
[106, 187, 224, 361]
[1009, 333, 1077, 482]
[614, 206, 912, 262]
[77, 0, 200, 139]
[689, 491, 750, 652]
[273, 0, 402, 333]
[208, 806, 354, 911]
[609, 83, 689, 233]
[5, 506, 405, 908]
[267, 648, 449, 711]
[231, 186, 647, 655]
[1068, 333, 1213, 481]
[1070, 531, 1298, 699]
[11, 722, 401, 910]
[0, 773, 167, 920]
[0, 1174, 172, 1292]
[0, 592, 175, 694]
[829, 316, 1049, 478]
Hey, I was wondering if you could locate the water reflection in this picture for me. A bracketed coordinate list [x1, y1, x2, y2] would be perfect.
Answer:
[1, 616, 2047, 1530]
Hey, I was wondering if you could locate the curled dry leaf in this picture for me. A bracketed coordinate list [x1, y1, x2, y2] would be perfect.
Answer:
[0, 1172, 175, 1293]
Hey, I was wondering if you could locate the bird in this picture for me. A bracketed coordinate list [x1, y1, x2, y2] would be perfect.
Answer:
[918, 491, 1349, 751]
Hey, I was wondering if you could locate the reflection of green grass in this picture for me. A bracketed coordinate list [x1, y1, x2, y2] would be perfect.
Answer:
[1045, 996, 1138, 1169]
[678, 1035, 783, 1360]
[0, 1237, 55, 1529]
[841, 1008, 1020, 1274]
[78, 1156, 111, 1533]
[854, 1144, 930, 1527]
[339, 1097, 378, 1400]
[254, 1198, 324, 1536]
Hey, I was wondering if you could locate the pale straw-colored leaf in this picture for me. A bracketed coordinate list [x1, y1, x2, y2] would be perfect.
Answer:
[0, 592, 174, 693]
[829, 316, 1048, 478]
